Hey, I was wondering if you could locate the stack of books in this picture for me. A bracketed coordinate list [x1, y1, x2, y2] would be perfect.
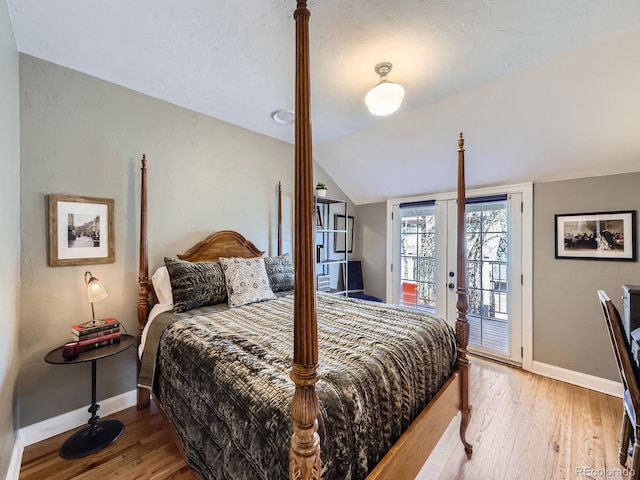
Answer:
[316, 274, 331, 292]
[71, 318, 121, 352]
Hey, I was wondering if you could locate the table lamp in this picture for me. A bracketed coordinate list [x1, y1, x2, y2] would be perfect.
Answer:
[84, 271, 108, 322]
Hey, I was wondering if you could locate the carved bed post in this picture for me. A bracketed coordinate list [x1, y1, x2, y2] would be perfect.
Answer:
[278, 181, 283, 256]
[455, 133, 473, 455]
[290, 1, 321, 479]
[137, 154, 151, 410]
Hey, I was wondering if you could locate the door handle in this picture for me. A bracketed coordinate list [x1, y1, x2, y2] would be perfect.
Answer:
[448, 283, 455, 290]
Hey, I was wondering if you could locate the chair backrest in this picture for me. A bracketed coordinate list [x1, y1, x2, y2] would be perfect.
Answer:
[346, 260, 365, 292]
[598, 290, 640, 408]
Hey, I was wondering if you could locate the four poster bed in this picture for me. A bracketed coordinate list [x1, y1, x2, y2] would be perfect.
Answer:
[135, 2, 472, 479]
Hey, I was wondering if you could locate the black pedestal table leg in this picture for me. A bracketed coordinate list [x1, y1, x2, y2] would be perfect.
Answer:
[59, 358, 125, 459]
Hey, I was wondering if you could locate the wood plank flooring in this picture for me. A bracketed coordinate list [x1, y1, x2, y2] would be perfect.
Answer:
[19, 400, 198, 480]
[20, 357, 628, 480]
[418, 357, 626, 480]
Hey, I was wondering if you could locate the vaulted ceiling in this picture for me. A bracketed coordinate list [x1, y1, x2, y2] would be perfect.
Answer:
[8, 0, 640, 204]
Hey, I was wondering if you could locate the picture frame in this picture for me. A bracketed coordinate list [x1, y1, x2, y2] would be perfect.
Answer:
[555, 210, 636, 261]
[316, 206, 323, 229]
[334, 214, 354, 253]
[48, 194, 115, 266]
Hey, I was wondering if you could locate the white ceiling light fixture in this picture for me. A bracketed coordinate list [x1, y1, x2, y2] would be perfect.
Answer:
[365, 62, 405, 116]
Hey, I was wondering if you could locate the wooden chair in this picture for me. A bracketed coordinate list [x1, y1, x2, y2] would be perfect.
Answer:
[598, 290, 640, 477]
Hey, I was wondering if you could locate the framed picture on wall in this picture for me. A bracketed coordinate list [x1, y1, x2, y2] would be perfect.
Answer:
[48, 194, 115, 266]
[334, 214, 354, 253]
[555, 210, 636, 261]
[316, 206, 323, 229]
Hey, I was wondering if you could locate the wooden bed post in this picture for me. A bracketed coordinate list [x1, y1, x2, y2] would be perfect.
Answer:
[278, 181, 283, 256]
[455, 133, 473, 455]
[137, 154, 151, 410]
[290, 1, 321, 480]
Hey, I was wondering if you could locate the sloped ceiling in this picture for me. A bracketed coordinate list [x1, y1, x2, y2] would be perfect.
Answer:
[8, 0, 640, 204]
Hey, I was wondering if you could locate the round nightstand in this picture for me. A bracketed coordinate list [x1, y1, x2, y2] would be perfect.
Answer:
[45, 334, 135, 459]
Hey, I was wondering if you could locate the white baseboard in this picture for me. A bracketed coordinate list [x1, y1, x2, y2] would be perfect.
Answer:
[6, 436, 24, 480]
[19, 389, 137, 447]
[532, 361, 623, 398]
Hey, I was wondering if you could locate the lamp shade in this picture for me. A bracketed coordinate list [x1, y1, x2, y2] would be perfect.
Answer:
[365, 80, 405, 116]
[85, 272, 108, 303]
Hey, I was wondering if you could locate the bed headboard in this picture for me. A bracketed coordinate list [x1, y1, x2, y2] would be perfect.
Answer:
[177, 230, 265, 262]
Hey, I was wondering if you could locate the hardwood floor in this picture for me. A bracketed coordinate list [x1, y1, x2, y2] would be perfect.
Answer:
[20, 357, 626, 480]
[419, 357, 626, 480]
[19, 401, 198, 480]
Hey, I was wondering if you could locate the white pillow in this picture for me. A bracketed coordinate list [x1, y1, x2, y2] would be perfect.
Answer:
[151, 266, 173, 306]
[219, 256, 275, 307]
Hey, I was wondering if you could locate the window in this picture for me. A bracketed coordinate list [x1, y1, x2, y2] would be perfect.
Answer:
[399, 201, 436, 311]
[466, 198, 510, 354]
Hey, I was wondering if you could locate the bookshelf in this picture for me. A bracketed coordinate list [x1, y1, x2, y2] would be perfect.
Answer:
[315, 195, 350, 296]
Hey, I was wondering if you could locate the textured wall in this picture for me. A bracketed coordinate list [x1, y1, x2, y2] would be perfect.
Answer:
[18, 54, 300, 427]
[533, 172, 640, 381]
[0, 1, 21, 476]
[354, 202, 387, 301]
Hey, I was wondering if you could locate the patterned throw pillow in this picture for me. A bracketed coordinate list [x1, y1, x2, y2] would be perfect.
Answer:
[263, 253, 294, 292]
[164, 257, 227, 313]
[219, 256, 275, 307]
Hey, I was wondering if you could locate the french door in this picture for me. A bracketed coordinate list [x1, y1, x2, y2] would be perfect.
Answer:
[391, 191, 524, 366]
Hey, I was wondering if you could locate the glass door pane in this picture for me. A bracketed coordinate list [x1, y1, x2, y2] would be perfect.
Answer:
[399, 204, 436, 311]
[466, 200, 510, 355]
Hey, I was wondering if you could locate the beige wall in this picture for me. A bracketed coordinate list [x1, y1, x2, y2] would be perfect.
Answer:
[19, 54, 302, 427]
[533, 172, 640, 381]
[0, 0, 21, 475]
[354, 202, 387, 301]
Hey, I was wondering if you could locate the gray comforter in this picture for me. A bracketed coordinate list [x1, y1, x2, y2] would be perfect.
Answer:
[149, 292, 456, 479]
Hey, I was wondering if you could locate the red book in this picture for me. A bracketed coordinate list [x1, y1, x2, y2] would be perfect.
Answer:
[73, 326, 120, 342]
[71, 317, 119, 336]
[77, 331, 122, 352]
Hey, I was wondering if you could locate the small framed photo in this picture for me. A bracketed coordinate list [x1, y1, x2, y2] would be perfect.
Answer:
[316, 206, 323, 229]
[48, 194, 115, 266]
[334, 214, 354, 253]
[555, 210, 636, 261]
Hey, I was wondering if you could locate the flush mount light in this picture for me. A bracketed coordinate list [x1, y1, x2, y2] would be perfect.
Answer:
[270, 109, 295, 125]
[365, 62, 405, 116]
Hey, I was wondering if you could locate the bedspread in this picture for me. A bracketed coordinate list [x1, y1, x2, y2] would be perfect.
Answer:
[151, 292, 456, 479]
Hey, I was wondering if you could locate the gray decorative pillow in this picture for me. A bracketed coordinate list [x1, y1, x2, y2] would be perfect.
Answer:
[164, 257, 227, 313]
[219, 256, 275, 307]
[264, 253, 294, 292]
